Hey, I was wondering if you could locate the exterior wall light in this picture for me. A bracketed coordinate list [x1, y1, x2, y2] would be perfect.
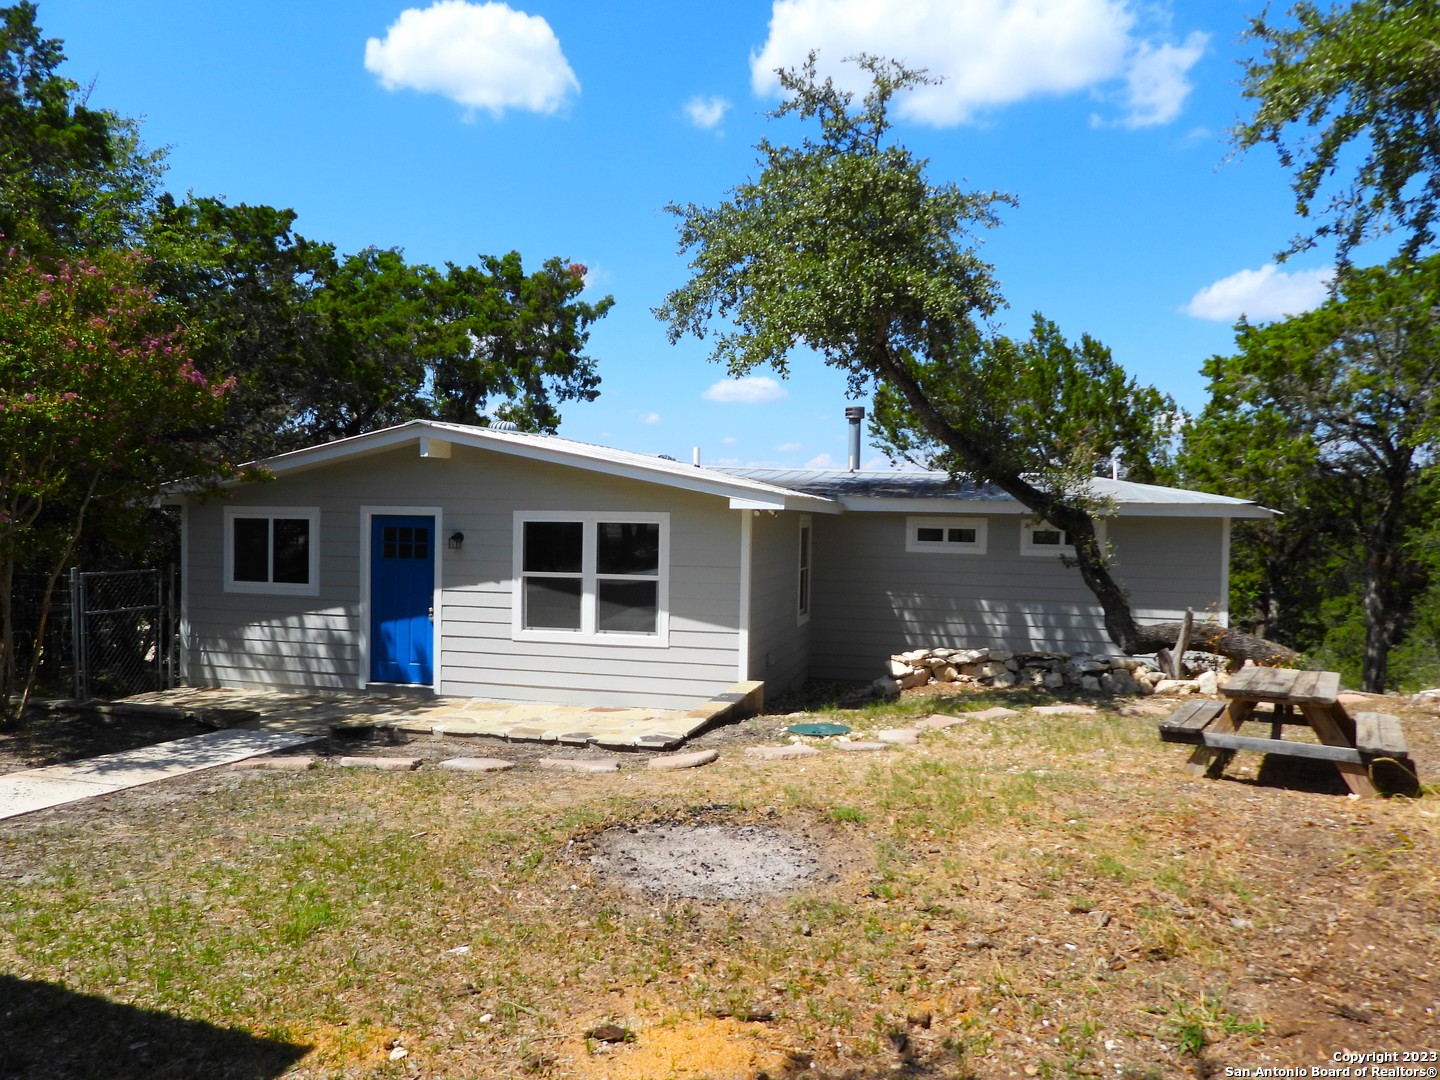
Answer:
[448, 531, 464, 550]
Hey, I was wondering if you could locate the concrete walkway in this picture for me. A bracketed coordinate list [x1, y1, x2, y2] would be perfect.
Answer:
[112, 683, 762, 750]
[0, 728, 322, 821]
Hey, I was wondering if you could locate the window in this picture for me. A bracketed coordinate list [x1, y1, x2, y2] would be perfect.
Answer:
[905, 516, 987, 554]
[797, 515, 812, 624]
[1021, 519, 1076, 557]
[224, 507, 320, 594]
[514, 512, 668, 644]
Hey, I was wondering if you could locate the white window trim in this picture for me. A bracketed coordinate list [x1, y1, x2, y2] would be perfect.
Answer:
[511, 510, 670, 647]
[1020, 518, 1106, 558]
[906, 515, 988, 555]
[223, 506, 320, 595]
[797, 514, 813, 626]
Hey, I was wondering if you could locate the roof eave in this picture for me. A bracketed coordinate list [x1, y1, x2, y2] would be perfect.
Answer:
[838, 495, 1275, 519]
[162, 420, 842, 511]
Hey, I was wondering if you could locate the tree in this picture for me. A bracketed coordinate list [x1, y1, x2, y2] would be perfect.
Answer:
[150, 198, 614, 460]
[658, 54, 1280, 663]
[0, 245, 231, 717]
[1180, 253, 1440, 691]
[428, 253, 610, 430]
[1235, 1, 1440, 262]
[0, 2, 163, 254]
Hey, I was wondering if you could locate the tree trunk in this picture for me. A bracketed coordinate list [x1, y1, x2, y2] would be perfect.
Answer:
[1131, 621, 1298, 666]
[870, 344, 1299, 671]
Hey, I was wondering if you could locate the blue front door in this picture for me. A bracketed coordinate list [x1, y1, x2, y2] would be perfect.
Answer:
[370, 515, 435, 684]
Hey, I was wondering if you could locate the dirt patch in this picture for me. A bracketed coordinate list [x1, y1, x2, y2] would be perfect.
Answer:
[583, 822, 827, 901]
[0, 705, 213, 775]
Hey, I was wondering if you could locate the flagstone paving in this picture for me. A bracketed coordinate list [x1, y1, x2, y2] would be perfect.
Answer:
[113, 684, 757, 750]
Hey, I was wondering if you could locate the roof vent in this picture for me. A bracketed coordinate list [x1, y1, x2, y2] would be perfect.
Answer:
[489, 420, 518, 432]
[845, 406, 865, 472]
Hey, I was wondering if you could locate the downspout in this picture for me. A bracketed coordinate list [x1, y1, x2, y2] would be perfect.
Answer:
[1219, 516, 1231, 628]
[737, 510, 753, 682]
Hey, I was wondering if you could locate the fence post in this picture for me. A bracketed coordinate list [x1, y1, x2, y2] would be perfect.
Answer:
[68, 567, 85, 701]
[166, 563, 178, 690]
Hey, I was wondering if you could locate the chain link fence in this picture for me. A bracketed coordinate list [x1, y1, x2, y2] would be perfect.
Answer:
[8, 571, 78, 698]
[69, 568, 176, 700]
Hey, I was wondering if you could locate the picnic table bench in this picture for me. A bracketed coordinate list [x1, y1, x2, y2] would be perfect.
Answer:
[1158, 667, 1415, 797]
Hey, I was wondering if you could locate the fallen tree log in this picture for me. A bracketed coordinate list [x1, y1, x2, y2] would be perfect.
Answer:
[1131, 621, 1298, 667]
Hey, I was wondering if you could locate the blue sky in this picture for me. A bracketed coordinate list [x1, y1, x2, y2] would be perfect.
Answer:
[49, 0, 1343, 470]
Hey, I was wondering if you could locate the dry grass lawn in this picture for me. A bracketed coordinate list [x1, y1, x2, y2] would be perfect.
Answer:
[0, 685, 1437, 1079]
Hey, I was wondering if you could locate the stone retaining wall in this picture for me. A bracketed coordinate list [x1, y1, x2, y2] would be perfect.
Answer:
[873, 646, 1223, 699]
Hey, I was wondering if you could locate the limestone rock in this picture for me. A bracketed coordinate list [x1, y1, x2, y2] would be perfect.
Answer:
[1153, 679, 1199, 695]
[438, 757, 516, 772]
[537, 757, 619, 773]
[876, 728, 922, 745]
[648, 749, 720, 771]
[745, 744, 821, 760]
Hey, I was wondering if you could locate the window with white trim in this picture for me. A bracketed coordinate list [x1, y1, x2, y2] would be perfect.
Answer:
[224, 507, 320, 595]
[905, 516, 988, 554]
[514, 512, 668, 643]
[1021, 519, 1075, 557]
[797, 515, 812, 624]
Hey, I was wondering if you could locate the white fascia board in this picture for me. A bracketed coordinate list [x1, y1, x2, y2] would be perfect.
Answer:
[176, 420, 842, 512]
[728, 495, 840, 513]
[838, 495, 1273, 519]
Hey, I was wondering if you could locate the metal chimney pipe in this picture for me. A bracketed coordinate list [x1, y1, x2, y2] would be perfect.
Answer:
[845, 406, 865, 472]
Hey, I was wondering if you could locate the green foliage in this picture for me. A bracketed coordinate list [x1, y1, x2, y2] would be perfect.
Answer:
[870, 314, 1180, 488]
[659, 53, 1181, 653]
[1235, 1, 1440, 260]
[0, 3, 163, 253]
[659, 55, 1012, 392]
[150, 197, 612, 461]
[0, 245, 231, 711]
[430, 253, 608, 431]
[1180, 254, 1440, 689]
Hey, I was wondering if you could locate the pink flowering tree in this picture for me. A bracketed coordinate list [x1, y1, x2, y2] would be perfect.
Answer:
[0, 245, 232, 717]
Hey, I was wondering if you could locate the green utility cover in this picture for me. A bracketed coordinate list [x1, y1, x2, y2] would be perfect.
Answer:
[786, 722, 852, 737]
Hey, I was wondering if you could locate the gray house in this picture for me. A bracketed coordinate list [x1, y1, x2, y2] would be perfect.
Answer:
[173, 419, 1270, 710]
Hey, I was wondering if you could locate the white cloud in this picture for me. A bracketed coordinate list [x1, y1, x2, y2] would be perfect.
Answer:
[750, 0, 1205, 128]
[722, 435, 737, 445]
[702, 375, 789, 404]
[639, 411, 662, 425]
[776, 441, 803, 452]
[1115, 30, 1208, 128]
[805, 452, 837, 469]
[1183, 264, 1334, 323]
[684, 95, 730, 130]
[365, 1, 578, 117]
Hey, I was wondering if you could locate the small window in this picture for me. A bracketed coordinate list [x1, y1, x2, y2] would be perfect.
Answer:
[513, 512, 668, 644]
[797, 515, 812, 624]
[224, 508, 320, 595]
[1021, 519, 1076, 557]
[906, 516, 987, 554]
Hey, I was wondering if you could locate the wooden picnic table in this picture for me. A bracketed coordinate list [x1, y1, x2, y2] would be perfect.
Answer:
[1158, 667, 1414, 797]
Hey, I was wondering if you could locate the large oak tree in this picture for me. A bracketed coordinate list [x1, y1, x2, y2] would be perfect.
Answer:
[658, 55, 1286, 663]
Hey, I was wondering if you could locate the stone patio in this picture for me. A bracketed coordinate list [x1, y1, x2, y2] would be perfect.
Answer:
[111, 681, 764, 751]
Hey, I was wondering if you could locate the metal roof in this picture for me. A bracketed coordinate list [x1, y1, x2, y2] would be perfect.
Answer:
[714, 467, 1275, 519]
[168, 421, 1272, 520]
[173, 420, 840, 513]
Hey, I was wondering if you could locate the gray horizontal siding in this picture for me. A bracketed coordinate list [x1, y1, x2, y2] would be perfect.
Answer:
[746, 511, 810, 696]
[807, 513, 1226, 682]
[183, 443, 743, 709]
